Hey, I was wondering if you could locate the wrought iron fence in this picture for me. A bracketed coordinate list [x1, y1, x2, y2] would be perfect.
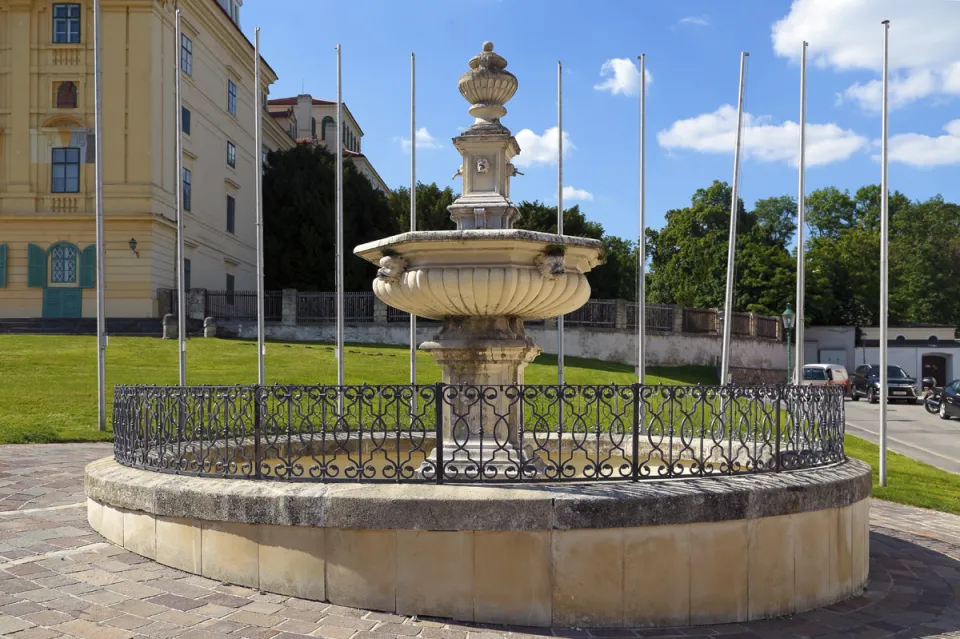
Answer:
[683, 308, 717, 333]
[204, 291, 282, 321]
[627, 303, 675, 332]
[565, 299, 617, 328]
[297, 292, 375, 323]
[113, 383, 844, 483]
[756, 316, 780, 340]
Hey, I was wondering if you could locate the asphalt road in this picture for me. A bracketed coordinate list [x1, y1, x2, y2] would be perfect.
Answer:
[845, 397, 960, 475]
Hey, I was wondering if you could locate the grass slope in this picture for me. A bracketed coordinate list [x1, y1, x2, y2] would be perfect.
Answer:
[0, 335, 716, 444]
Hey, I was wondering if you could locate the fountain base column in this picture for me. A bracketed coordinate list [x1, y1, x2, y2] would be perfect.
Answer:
[420, 317, 542, 480]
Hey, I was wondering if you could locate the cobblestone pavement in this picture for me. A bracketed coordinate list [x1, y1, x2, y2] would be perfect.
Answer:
[1, 444, 959, 639]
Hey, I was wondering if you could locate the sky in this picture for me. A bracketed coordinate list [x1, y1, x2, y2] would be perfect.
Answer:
[242, 0, 960, 243]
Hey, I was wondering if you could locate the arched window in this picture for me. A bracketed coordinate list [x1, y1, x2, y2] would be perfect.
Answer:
[56, 82, 77, 109]
[50, 244, 78, 283]
[929, 335, 939, 345]
[320, 116, 335, 141]
[895, 335, 906, 344]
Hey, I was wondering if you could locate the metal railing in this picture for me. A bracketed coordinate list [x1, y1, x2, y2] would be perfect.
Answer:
[565, 299, 616, 328]
[627, 303, 675, 332]
[297, 291, 375, 323]
[113, 383, 844, 483]
[205, 291, 281, 321]
[683, 308, 717, 333]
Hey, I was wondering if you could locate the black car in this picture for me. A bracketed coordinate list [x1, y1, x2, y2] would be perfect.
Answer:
[936, 379, 960, 419]
[851, 365, 918, 404]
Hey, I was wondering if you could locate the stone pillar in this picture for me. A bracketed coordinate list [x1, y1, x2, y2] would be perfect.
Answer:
[281, 289, 298, 326]
[673, 306, 685, 333]
[162, 314, 177, 340]
[420, 317, 541, 477]
[749, 312, 757, 338]
[203, 317, 217, 338]
[614, 299, 629, 330]
[188, 289, 207, 321]
[373, 296, 389, 324]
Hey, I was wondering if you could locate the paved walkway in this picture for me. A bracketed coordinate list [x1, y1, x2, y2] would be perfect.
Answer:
[1, 444, 959, 639]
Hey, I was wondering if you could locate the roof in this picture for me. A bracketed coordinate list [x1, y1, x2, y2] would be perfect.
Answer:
[861, 339, 960, 348]
[210, 0, 277, 79]
[269, 97, 336, 106]
[268, 108, 293, 118]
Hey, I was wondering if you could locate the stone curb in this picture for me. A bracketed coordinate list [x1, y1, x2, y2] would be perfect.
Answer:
[85, 457, 871, 531]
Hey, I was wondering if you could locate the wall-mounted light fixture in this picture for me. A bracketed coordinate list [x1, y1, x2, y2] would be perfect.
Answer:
[128, 237, 140, 258]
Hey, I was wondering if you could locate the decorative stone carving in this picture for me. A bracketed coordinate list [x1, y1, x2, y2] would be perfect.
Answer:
[376, 254, 407, 284]
[476, 157, 489, 174]
[535, 253, 566, 280]
[452, 165, 463, 180]
[458, 41, 518, 127]
[507, 163, 523, 177]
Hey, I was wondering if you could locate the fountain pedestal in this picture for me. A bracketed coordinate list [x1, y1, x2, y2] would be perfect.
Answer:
[354, 41, 605, 481]
[420, 317, 541, 478]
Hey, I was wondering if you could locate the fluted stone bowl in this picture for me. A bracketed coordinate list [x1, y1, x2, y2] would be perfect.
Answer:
[354, 230, 604, 321]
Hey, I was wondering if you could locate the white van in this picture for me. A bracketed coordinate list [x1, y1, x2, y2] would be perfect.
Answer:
[802, 364, 850, 395]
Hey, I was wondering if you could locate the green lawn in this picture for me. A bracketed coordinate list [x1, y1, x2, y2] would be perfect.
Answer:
[0, 335, 716, 444]
[844, 435, 960, 515]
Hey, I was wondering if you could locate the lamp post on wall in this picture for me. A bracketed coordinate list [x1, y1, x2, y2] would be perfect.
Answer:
[782, 304, 796, 385]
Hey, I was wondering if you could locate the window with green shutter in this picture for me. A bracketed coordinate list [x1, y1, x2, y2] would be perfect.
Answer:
[27, 243, 47, 287]
[0, 244, 7, 288]
[79, 245, 95, 288]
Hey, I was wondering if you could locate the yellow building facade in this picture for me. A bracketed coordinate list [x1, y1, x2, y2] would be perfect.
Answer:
[0, 0, 293, 318]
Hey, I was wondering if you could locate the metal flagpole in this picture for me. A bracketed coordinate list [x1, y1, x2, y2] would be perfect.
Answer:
[93, 0, 106, 430]
[335, 45, 345, 392]
[880, 20, 890, 486]
[254, 28, 265, 385]
[175, 9, 186, 387]
[720, 52, 748, 386]
[409, 53, 417, 386]
[637, 54, 646, 384]
[795, 41, 807, 385]
[557, 60, 564, 387]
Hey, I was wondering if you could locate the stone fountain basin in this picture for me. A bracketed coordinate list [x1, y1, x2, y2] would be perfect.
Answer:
[354, 229, 604, 321]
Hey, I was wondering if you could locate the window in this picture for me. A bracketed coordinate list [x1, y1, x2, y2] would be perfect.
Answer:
[51, 147, 81, 193]
[225, 274, 235, 304]
[227, 80, 237, 116]
[184, 258, 191, 291]
[180, 35, 192, 76]
[311, 118, 317, 139]
[182, 168, 191, 211]
[261, 150, 267, 174]
[227, 141, 236, 168]
[230, 0, 240, 25]
[181, 107, 191, 135]
[51, 245, 78, 283]
[56, 81, 78, 109]
[226, 195, 235, 233]
[802, 367, 827, 381]
[53, 4, 81, 43]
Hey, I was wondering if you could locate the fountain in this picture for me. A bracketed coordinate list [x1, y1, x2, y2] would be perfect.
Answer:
[86, 39, 870, 629]
[354, 41, 604, 477]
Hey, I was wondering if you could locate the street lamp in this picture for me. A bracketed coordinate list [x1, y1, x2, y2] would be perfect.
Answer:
[782, 303, 796, 385]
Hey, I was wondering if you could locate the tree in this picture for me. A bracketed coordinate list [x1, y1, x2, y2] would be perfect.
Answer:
[387, 182, 458, 231]
[262, 144, 400, 291]
[646, 180, 795, 316]
[515, 201, 605, 240]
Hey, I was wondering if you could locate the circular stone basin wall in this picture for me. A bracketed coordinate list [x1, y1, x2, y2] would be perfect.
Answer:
[85, 458, 871, 628]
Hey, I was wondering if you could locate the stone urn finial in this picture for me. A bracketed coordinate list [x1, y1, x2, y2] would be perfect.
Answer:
[458, 41, 518, 127]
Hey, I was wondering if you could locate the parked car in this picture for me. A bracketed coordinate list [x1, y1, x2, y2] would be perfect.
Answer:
[936, 379, 960, 419]
[801, 364, 850, 395]
[850, 365, 918, 404]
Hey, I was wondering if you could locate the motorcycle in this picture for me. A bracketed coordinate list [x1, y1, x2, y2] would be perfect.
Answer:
[922, 377, 941, 415]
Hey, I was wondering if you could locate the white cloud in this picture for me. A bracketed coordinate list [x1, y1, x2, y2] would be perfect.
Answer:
[514, 126, 574, 167]
[887, 120, 960, 167]
[562, 186, 593, 201]
[397, 127, 442, 152]
[593, 58, 653, 97]
[657, 104, 868, 167]
[678, 15, 710, 27]
[772, 0, 960, 111]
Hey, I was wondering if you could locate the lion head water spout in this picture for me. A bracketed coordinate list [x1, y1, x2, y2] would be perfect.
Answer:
[354, 42, 605, 479]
